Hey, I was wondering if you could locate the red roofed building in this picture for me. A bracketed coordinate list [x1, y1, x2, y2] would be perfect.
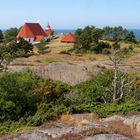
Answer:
[61, 33, 75, 43]
[17, 23, 48, 44]
[45, 24, 52, 37]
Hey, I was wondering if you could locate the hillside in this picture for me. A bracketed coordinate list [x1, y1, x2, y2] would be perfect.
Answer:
[7, 36, 140, 85]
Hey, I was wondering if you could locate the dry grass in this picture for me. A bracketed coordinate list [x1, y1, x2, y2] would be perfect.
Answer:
[134, 47, 140, 54]
[59, 113, 99, 126]
[87, 54, 109, 61]
[48, 45, 73, 54]
[41, 122, 57, 129]
[53, 133, 85, 140]
[81, 127, 110, 137]
[108, 120, 138, 138]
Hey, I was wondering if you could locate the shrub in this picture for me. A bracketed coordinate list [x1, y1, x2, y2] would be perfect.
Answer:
[28, 103, 68, 126]
[71, 70, 113, 104]
[0, 71, 39, 121]
[59, 50, 71, 55]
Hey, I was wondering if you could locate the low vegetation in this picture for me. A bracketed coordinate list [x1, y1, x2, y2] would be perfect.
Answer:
[0, 69, 140, 135]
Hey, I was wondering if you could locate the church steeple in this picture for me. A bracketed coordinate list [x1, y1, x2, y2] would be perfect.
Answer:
[45, 23, 52, 36]
[45, 23, 51, 31]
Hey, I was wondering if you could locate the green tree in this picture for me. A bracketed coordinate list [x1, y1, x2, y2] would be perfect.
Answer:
[112, 42, 120, 50]
[16, 38, 33, 55]
[0, 30, 3, 43]
[90, 41, 111, 54]
[103, 27, 113, 40]
[125, 31, 136, 43]
[74, 28, 83, 48]
[4, 28, 19, 42]
[0, 43, 16, 71]
[91, 28, 103, 43]
[75, 26, 95, 49]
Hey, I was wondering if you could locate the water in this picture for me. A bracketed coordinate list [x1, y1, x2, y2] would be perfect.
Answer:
[130, 29, 140, 39]
[54, 29, 75, 34]
[2, 29, 140, 39]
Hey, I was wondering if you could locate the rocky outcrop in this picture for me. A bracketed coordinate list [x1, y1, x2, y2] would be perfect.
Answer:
[86, 134, 133, 140]
[8, 55, 140, 85]
[2, 114, 140, 140]
[102, 114, 140, 133]
[8, 62, 102, 85]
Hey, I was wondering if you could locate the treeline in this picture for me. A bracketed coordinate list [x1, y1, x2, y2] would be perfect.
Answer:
[0, 28, 19, 43]
[73, 26, 136, 54]
[102, 26, 136, 42]
[0, 70, 140, 135]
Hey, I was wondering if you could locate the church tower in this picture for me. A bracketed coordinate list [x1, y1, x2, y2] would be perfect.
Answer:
[45, 23, 52, 37]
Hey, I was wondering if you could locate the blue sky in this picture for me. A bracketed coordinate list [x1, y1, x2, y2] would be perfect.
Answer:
[0, 0, 140, 29]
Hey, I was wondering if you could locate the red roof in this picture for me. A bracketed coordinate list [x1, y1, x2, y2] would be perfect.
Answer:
[17, 23, 46, 41]
[61, 33, 75, 43]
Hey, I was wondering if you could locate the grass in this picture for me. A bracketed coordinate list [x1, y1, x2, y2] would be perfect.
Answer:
[30, 38, 140, 67]
[0, 123, 36, 136]
[38, 58, 67, 63]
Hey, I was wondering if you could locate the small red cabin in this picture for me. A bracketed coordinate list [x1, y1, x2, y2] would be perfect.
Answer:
[61, 33, 75, 43]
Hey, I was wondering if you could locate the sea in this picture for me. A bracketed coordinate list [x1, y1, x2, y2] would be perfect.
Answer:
[2, 29, 140, 39]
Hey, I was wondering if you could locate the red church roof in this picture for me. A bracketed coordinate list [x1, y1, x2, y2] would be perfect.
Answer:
[17, 23, 46, 41]
[61, 33, 75, 43]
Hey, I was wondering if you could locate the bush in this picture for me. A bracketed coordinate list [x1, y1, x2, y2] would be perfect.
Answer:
[28, 103, 68, 126]
[59, 50, 71, 55]
[0, 71, 39, 121]
[102, 48, 111, 54]
[70, 70, 113, 103]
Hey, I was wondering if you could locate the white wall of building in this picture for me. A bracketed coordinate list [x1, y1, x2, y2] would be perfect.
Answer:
[24, 38, 34, 44]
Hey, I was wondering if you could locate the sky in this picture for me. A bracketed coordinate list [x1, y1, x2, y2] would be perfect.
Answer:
[0, 0, 140, 29]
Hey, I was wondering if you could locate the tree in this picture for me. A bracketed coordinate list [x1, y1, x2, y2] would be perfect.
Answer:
[91, 28, 103, 43]
[75, 26, 93, 49]
[125, 31, 136, 43]
[112, 42, 120, 50]
[0, 43, 16, 71]
[112, 26, 123, 41]
[0, 38, 33, 71]
[109, 48, 134, 102]
[0, 30, 3, 43]
[103, 26, 136, 43]
[4, 28, 19, 42]
[74, 28, 83, 48]
[16, 38, 33, 55]
[103, 27, 113, 40]
[90, 41, 111, 54]
[51, 30, 55, 36]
